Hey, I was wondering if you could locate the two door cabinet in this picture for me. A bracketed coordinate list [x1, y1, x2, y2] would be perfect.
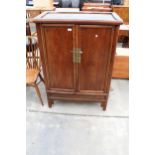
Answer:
[33, 12, 122, 110]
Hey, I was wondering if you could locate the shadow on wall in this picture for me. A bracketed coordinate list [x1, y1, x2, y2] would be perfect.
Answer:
[59, 0, 86, 9]
[62, 0, 79, 7]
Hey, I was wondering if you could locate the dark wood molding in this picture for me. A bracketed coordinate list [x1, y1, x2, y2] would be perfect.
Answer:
[34, 12, 122, 110]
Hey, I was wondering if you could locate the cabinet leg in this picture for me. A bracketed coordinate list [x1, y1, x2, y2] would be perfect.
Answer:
[48, 98, 54, 108]
[100, 101, 107, 111]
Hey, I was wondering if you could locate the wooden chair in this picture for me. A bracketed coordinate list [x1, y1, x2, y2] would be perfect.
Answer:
[26, 36, 44, 105]
[26, 19, 37, 37]
[26, 20, 38, 57]
[26, 20, 31, 36]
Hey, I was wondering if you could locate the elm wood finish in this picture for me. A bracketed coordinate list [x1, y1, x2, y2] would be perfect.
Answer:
[78, 25, 113, 91]
[82, 2, 112, 12]
[34, 12, 122, 110]
[82, 6, 112, 12]
[112, 6, 129, 23]
[112, 55, 129, 79]
[83, 3, 111, 7]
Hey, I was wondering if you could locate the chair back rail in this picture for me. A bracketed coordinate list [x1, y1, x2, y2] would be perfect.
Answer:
[26, 36, 41, 70]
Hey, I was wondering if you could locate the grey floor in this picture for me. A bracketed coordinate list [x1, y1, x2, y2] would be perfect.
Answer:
[26, 79, 129, 155]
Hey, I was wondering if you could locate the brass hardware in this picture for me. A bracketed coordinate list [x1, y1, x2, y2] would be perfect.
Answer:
[72, 48, 82, 63]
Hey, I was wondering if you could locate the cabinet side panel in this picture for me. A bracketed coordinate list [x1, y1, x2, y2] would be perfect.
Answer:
[36, 24, 49, 88]
[78, 26, 114, 91]
[42, 25, 74, 90]
[104, 26, 120, 93]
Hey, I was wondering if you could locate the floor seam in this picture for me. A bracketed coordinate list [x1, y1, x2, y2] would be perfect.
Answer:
[27, 109, 129, 118]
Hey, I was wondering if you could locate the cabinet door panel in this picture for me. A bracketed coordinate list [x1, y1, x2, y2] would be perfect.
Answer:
[42, 25, 74, 90]
[78, 25, 114, 91]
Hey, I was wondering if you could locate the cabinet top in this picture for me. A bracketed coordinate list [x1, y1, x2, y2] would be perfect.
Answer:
[33, 11, 123, 25]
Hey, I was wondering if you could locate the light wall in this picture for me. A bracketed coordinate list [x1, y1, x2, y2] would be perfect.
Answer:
[33, 0, 53, 9]
[124, 0, 129, 6]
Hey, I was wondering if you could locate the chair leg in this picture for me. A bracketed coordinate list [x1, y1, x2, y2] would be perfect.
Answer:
[39, 73, 45, 83]
[34, 84, 44, 106]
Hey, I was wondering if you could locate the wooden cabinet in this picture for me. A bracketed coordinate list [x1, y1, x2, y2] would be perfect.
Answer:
[112, 5, 129, 23]
[34, 12, 122, 110]
[112, 47, 129, 79]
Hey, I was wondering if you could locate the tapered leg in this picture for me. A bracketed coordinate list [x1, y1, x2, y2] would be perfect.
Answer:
[34, 84, 44, 106]
[100, 101, 107, 111]
[48, 98, 54, 108]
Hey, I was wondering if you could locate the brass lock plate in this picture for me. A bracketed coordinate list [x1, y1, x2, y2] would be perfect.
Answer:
[72, 48, 82, 63]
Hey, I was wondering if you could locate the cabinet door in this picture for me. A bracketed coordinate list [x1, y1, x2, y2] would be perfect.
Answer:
[41, 25, 75, 91]
[78, 25, 114, 92]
